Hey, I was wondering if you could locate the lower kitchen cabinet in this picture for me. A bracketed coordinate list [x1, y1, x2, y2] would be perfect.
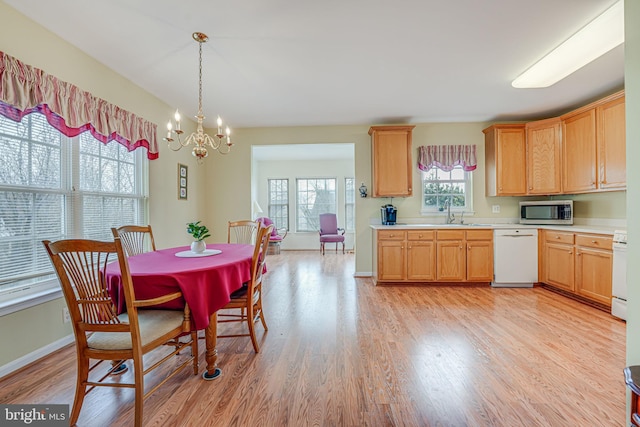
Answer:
[436, 230, 465, 281]
[406, 231, 436, 281]
[377, 231, 405, 281]
[575, 234, 613, 305]
[466, 231, 494, 282]
[541, 230, 612, 306]
[374, 228, 492, 284]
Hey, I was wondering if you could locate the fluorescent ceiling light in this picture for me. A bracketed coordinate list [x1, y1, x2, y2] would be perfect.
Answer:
[512, 0, 624, 88]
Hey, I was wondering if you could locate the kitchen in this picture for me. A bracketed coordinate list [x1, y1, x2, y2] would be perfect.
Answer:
[0, 0, 639, 424]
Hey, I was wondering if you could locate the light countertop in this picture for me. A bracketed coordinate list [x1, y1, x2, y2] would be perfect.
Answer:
[370, 223, 621, 235]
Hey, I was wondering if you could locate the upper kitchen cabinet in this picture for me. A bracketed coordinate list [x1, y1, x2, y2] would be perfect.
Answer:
[597, 93, 626, 190]
[369, 125, 415, 197]
[526, 118, 562, 195]
[483, 124, 526, 196]
[561, 90, 626, 193]
[562, 109, 597, 193]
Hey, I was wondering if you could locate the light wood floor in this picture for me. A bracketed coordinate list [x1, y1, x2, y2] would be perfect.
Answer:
[0, 251, 627, 426]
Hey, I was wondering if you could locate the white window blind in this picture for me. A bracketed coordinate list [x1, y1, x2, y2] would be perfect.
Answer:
[0, 113, 147, 297]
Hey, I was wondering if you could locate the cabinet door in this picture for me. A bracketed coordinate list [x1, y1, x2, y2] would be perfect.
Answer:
[370, 126, 414, 197]
[378, 240, 405, 281]
[466, 240, 493, 282]
[436, 240, 465, 281]
[597, 95, 626, 190]
[544, 242, 575, 291]
[407, 241, 436, 281]
[562, 109, 597, 193]
[575, 247, 612, 306]
[483, 125, 526, 196]
[526, 118, 562, 194]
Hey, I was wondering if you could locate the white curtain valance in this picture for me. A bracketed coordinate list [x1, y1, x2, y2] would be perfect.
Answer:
[0, 51, 158, 159]
[418, 144, 477, 172]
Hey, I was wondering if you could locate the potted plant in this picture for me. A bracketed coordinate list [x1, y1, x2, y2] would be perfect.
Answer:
[186, 221, 211, 253]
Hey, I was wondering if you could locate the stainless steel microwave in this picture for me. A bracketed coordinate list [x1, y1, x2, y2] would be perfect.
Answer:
[519, 200, 573, 225]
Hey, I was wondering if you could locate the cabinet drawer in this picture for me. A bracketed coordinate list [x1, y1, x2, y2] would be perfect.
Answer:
[407, 230, 435, 241]
[575, 234, 612, 250]
[378, 230, 406, 240]
[544, 231, 574, 244]
[465, 230, 493, 240]
[436, 230, 465, 240]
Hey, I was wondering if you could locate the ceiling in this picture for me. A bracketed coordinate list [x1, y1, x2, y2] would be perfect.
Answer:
[4, 0, 625, 129]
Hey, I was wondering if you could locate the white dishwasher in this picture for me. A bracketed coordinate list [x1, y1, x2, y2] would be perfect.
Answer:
[492, 228, 538, 287]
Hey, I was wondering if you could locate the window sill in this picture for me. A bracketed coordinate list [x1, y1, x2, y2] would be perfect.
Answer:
[0, 279, 62, 317]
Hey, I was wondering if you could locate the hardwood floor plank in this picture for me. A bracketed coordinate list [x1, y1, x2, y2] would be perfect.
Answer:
[0, 251, 626, 426]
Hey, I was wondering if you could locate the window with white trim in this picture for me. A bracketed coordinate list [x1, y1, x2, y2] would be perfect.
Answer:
[345, 177, 355, 231]
[296, 178, 336, 232]
[267, 178, 289, 231]
[421, 165, 472, 213]
[0, 112, 147, 298]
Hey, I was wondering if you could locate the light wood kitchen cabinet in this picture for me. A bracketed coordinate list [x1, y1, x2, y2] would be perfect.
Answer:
[562, 109, 597, 193]
[377, 230, 405, 281]
[561, 90, 626, 193]
[369, 125, 415, 198]
[575, 234, 613, 306]
[526, 118, 562, 194]
[406, 231, 436, 281]
[466, 230, 494, 282]
[483, 124, 526, 196]
[541, 230, 613, 307]
[597, 93, 626, 190]
[374, 228, 492, 284]
[485, 90, 625, 197]
[436, 230, 466, 281]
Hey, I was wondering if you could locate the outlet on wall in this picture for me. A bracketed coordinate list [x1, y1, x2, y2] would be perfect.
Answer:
[62, 307, 71, 323]
[492, 205, 501, 214]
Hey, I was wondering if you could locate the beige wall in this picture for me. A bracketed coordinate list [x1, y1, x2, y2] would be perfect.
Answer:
[0, 3, 203, 367]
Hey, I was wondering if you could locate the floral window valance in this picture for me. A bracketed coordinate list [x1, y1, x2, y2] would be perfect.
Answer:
[0, 51, 158, 159]
[417, 144, 477, 172]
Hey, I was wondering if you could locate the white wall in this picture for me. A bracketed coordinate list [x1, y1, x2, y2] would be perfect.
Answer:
[626, 0, 640, 421]
[254, 156, 355, 250]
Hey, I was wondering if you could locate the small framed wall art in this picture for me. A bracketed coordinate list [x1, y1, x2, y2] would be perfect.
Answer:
[178, 163, 188, 200]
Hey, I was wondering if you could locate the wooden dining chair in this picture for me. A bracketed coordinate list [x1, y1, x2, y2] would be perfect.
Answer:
[218, 224, 273, 352]
[42, 237, 198, 427]
[227, 220, 259, 244]
[111, 225, 156, 257]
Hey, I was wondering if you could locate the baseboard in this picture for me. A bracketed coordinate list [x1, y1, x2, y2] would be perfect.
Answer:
[354, 272, 373, 278]
[0, 334, 74, 380]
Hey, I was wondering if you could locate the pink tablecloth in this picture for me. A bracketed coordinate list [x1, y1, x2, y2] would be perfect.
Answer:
[105, 243, 253, 330]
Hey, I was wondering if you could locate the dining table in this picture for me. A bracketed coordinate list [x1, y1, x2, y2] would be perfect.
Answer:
[104, 243, 255, 380]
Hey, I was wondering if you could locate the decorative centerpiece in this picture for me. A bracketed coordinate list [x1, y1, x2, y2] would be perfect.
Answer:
[187, 221, 211, 253]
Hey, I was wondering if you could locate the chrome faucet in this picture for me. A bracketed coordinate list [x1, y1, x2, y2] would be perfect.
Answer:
[443, 199, 455, 224]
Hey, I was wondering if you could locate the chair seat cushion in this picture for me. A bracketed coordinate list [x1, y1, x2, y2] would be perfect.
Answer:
[87, 310, 184, 351]
[320, 234, 345, 243]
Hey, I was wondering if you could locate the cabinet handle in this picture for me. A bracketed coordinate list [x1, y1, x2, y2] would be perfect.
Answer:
[555, 236, 560, 239]
[591, 240, 597, 244]
[568, 251, 573, 254]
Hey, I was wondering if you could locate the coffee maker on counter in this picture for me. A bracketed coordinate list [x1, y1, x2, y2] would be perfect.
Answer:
[381, 201, 397, 225]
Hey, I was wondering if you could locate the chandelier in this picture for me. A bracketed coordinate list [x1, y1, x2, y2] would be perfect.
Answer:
[164, 32, 232, 160]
